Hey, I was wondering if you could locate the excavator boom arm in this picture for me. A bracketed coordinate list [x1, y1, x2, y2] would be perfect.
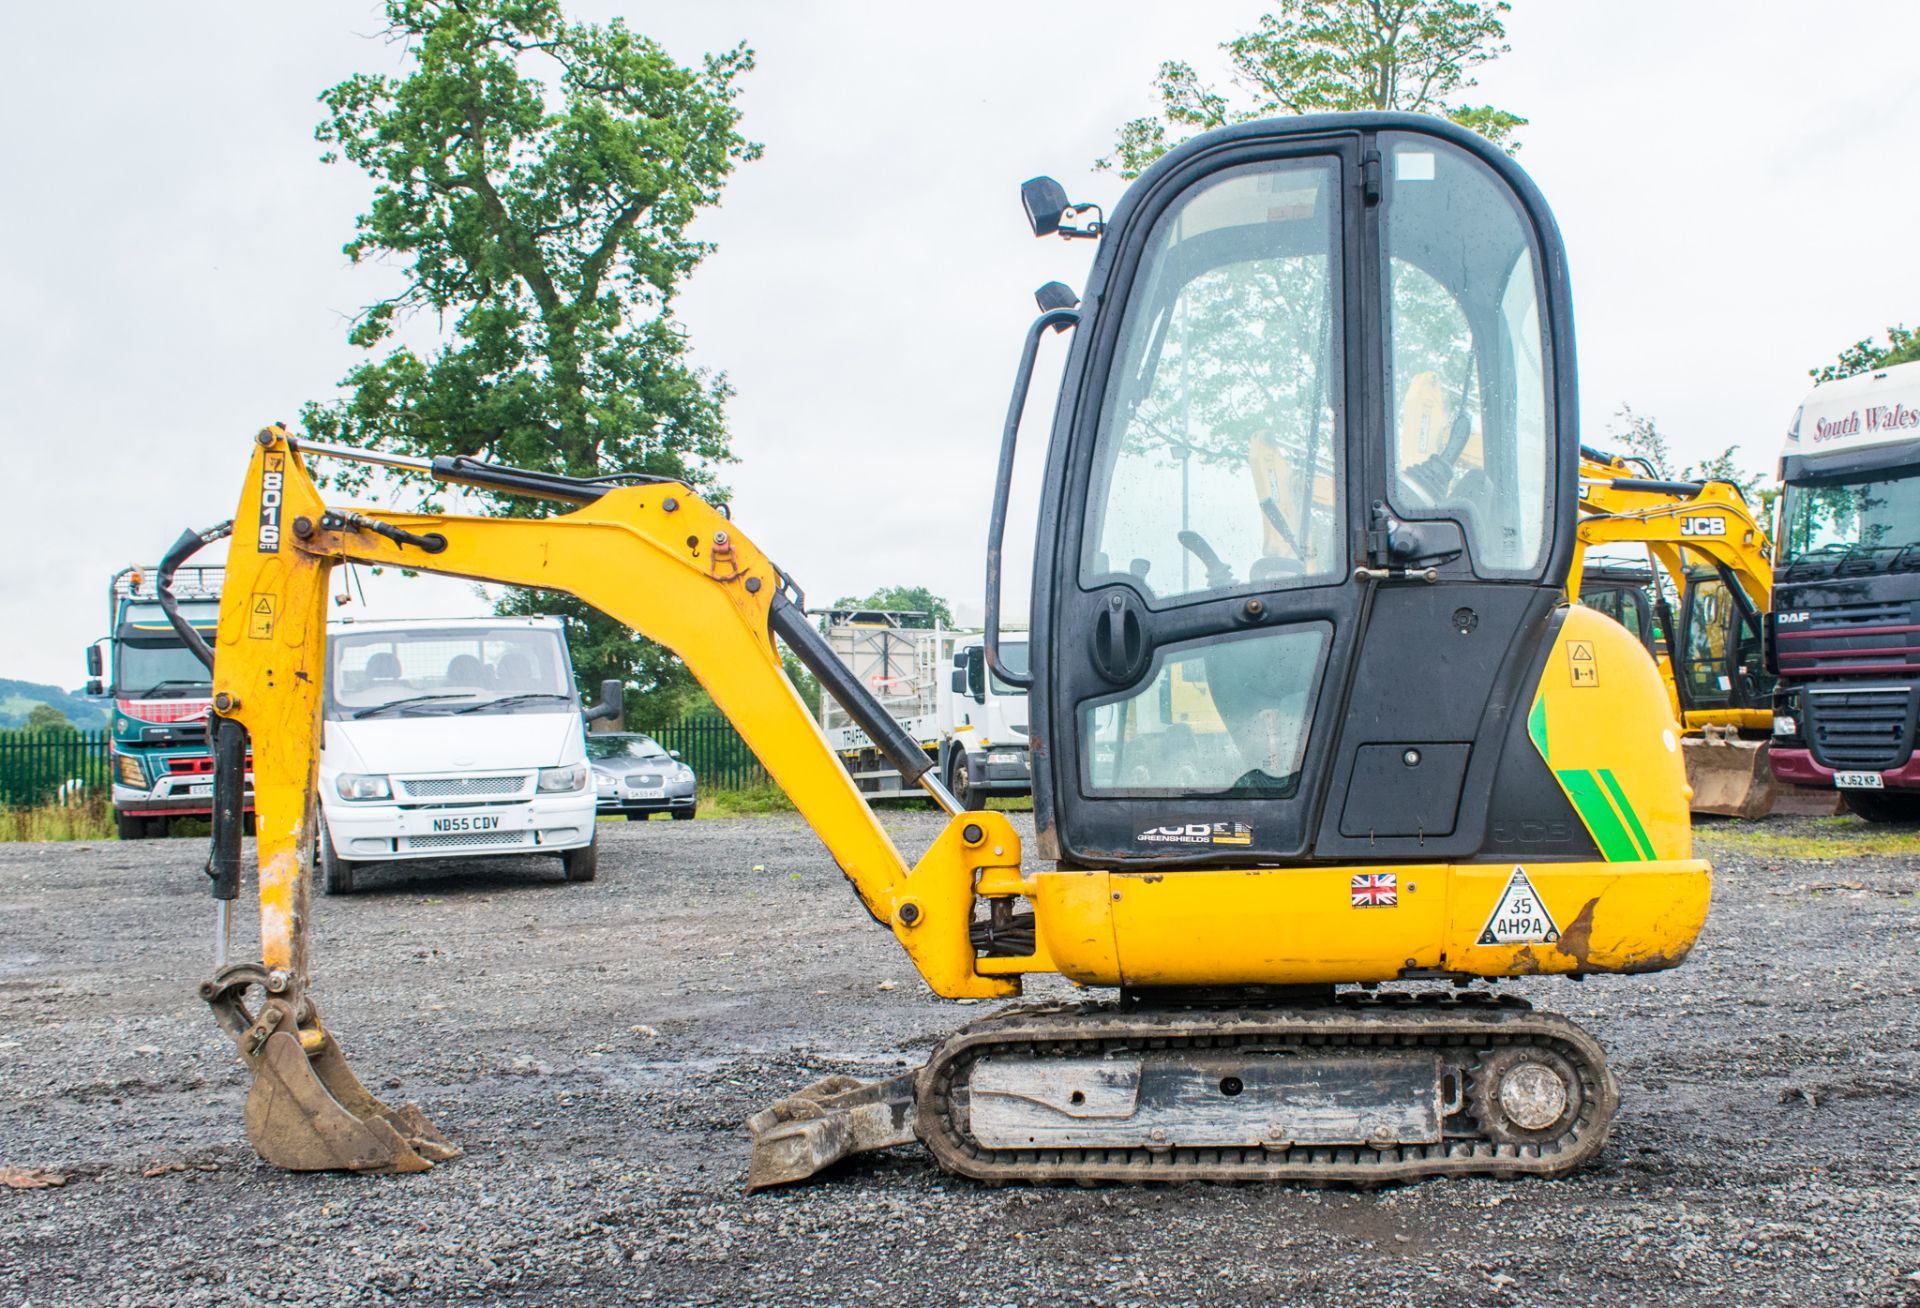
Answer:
[192, 428, 1016, 1173]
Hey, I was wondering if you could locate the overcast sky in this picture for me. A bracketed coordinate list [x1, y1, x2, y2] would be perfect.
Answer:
[3, 1, 1916, 689]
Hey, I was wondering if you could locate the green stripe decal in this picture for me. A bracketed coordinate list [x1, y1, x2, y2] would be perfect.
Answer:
[1596, 767, 1656, 860]
[1528, 694, 1549, 760]
[1556, 768, 1643, 862]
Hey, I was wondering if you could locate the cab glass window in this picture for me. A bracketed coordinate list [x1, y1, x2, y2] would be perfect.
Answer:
[1382, 134, 1550, 577]
[1082, 626, 1329, 795]
[1082, 157, 1344, 604]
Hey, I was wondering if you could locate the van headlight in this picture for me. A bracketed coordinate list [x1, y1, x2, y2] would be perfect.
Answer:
[335, 773, 392, 801]
[538, 763, 588, 793]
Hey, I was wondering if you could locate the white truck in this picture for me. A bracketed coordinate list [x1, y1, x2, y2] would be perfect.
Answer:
[816, 609, 1030, 807]
[315, 615, 616, 893]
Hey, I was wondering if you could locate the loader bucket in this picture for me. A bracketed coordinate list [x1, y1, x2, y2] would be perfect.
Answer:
[204, 965, 458, 1174]
[1683, 728, 1774, 818]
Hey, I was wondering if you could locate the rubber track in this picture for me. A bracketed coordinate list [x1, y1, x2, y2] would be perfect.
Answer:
[914, 994, 1619, 1184]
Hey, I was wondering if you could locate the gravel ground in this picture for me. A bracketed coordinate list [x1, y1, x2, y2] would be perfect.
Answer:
[2, 809, 1917, 1307]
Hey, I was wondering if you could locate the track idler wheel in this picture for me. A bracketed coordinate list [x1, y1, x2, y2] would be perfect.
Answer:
[202, 963, 459, 1174]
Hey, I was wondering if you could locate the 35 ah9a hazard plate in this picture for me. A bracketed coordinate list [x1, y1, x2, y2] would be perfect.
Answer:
[1834, 771, 1884, 790]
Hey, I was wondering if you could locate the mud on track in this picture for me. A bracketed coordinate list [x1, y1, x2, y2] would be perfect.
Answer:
[1, 811, 1917, 1306]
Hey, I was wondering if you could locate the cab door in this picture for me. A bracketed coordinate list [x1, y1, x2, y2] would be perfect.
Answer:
[1029, 118, 1573, 868]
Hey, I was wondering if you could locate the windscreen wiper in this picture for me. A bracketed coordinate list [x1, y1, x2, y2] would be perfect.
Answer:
[139, 680, 214, 698]
[453, 692, 574, 714]
[351, 694, 476, 719]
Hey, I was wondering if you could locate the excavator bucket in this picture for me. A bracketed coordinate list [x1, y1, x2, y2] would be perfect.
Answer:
[1683, 726, 1775, 819]
[204, 965, 458, 1174]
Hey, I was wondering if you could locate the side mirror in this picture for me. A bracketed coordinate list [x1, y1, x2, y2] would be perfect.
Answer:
[584, 678, 624, 725]
[86, 644, 103, 678]
[669, 750, 681, 761]
[86, 678, 104, 697]
[1021, 176, 1070, 237]
[950, 668, 967, 694]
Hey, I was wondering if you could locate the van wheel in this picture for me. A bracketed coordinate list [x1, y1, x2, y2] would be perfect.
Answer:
[115, 811, 148, 841]
[947, 753, 975, 811]
[318, 818, 357, 896]
[562, 839, 599, 883]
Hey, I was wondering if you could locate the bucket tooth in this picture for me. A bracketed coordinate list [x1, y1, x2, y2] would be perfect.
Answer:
[745, 1071, 918, 1192]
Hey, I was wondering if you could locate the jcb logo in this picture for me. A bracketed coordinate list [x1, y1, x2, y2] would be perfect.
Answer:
[1679, 515, 1725, 537]
[257, 454, 285, 554]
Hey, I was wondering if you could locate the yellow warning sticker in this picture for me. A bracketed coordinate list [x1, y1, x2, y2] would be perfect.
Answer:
[248, 593, 277, 640]
[1568, 639, 1598, 687]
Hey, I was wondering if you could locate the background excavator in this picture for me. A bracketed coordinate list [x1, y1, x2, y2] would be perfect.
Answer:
[1568, 449, 1782, 816]
[164, 113, 1709, 1189]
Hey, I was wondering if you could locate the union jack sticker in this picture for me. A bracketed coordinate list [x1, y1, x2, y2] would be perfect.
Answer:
[1350, 872, 1398, 908]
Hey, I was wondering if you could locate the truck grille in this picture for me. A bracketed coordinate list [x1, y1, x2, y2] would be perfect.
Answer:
[1775, 600, 1920, 677]
[403, 829, 534, 851]
[398, 774, 530, 800]
[1804, 686, 1914, 771]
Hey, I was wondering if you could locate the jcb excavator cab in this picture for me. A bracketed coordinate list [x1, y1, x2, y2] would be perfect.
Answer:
[1000, 117, 1588, 866]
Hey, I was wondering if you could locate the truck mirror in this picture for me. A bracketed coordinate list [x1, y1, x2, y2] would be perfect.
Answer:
[584, 678, 624, 725]
[86, 678, 104, 697]
[951, 667, 967, 694]
[86, 643, 103, 678]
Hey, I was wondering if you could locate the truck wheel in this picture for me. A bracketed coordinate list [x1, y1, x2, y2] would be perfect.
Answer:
[115, 811, 147, 841]
[1841, 789, 1920, 824]
[318, 819, 358, 896]
[948, 753, 975, 811]
[562, 839, 599, 883]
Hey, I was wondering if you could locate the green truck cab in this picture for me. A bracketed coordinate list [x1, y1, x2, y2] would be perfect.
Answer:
[87, 566, 251, 839]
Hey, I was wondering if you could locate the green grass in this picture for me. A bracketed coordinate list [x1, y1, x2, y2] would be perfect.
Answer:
[1694, 814, 1920, 860]
[0, 796, 116, 842]
[697, 784, 798, 818]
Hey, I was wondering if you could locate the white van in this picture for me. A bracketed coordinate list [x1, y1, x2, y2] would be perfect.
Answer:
[315, 616, 607, 894]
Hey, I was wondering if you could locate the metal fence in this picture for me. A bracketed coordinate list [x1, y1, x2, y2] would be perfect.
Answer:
[0, 730, 112, 807]
[633, 712, 770, 792]
[0, 716, 772, 808]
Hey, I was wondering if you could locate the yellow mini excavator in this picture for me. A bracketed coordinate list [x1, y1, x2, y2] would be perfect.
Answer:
[163, 113, 1710, 1188]
[1569, 448, 1779, 815]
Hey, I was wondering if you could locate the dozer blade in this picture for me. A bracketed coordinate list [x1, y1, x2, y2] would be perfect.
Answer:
[744, 1071, 918, 1192]
[1683, 728, 1774, 819]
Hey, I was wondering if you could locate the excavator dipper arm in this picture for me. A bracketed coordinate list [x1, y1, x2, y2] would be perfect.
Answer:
[192, 427, 1017, 1174]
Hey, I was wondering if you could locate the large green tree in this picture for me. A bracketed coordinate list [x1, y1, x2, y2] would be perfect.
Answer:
[1101, 0, 1525, 179]
[302, 0, 760, 721]
[1812, 325, 1920, 383]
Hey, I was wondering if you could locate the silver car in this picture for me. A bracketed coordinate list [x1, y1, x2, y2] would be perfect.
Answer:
[586, 733, 697, 820]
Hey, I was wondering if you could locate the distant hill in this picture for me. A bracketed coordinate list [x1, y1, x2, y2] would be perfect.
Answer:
[0, 679, 110, 731]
